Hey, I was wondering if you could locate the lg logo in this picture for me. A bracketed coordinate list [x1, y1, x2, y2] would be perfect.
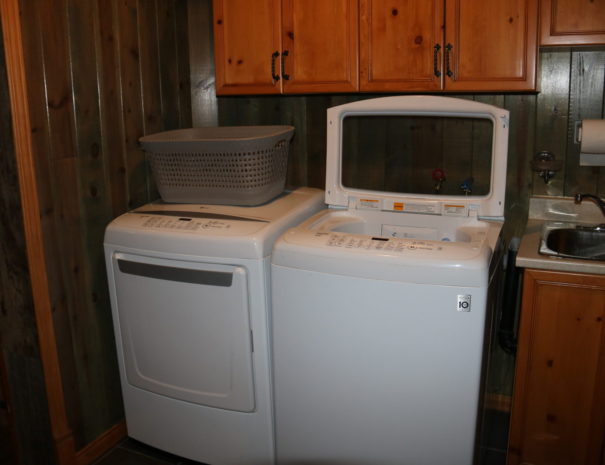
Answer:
[457, 295, 471, 312]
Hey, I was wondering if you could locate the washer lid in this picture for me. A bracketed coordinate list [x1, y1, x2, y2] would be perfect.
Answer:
[325, 96, 509, 220]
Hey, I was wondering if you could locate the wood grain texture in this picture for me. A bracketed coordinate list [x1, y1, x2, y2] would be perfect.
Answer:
[282, 0, 359, 93]
[68, 0, 123, 448]
[541, 0, 605, 46]
[3, 0, 192, 459]
[359, 0, 443, 91]
[564, 50, 605, 196]
[189, 0, 218, 126]
[445, 0, 538, 91]
[533, 50, 571, 196]
[0, 13, 55, 465]
[115, 0, 148, 209]
[75, 421, 126, 465]
[502, 93, 535, 242]
[213, 0, 282, 95]
[0, 0, 76, 463]
[175, 0, 193, 130]
[508, 270, 605, 465]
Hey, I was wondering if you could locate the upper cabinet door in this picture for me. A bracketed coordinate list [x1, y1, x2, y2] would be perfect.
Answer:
[444, 0, 538, 91]
[281, 0, 359, 93]
[213, 0, 282, 95]
[540, 0, 605, 46]
[359, 0, 444, 92]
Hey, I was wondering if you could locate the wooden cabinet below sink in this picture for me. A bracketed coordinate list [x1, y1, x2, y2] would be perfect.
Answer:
[508, 269, 605, 465]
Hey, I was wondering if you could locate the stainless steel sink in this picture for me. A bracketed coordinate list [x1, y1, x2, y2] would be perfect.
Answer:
[543, 227, 605, 261]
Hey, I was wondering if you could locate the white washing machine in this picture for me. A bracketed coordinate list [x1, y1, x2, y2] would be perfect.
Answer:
[104, 187, 324, 465]
[271, 96, 509, 465]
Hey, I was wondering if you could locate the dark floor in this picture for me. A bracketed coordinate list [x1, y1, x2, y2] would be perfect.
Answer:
[92, 409, 509, 465]
[92, 438, 206, 465]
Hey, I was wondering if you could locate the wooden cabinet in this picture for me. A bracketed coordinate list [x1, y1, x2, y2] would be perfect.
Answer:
[213, 0, 281, 95]
[508, 269, 605, 465]
[281, 0, 358, 93]
[359, 0, 538, 92]
[359, 0, 444, 91]
[214, 0, 538, 94]
[444, 0, 538, 91]
[213, 0, 358, 95]
[540, 0, 605, 46]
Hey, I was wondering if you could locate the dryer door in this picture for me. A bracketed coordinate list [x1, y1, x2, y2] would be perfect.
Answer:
[112, 252, 255, 412]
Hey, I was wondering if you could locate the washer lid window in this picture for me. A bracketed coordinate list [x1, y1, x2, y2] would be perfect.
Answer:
[324, 96, 509, 220]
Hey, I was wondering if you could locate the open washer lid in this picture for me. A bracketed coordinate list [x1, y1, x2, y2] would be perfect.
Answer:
[325, 96, 509, 220]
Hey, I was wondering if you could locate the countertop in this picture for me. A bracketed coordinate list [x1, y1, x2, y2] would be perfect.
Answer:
[516, 196, 605, 275]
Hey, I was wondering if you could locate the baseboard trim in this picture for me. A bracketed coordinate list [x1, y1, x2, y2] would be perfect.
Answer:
[75, 421, 127, 465]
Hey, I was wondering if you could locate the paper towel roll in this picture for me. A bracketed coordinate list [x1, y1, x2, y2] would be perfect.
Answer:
[580, 119, 605, 166]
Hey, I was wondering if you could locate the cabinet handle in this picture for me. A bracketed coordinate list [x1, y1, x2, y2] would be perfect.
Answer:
[433, 44, 442, 77]
[271, 51, 280, 82]
[281, 50, 290, 80]
[445, 43, 454, 79]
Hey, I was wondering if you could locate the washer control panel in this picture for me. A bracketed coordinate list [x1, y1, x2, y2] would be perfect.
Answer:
[321, 232, 443, 253]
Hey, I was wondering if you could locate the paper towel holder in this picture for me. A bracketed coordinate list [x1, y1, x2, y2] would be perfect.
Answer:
[574, 120, 582, 145]
[575, 119, 605, 166]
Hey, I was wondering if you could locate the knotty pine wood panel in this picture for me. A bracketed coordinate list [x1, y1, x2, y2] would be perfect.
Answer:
[509, 270, 605, 465]
[1, 0, 75, 461]
[18, 0, 84, 452]
[533, 50, 571, 196]
[359, 0, 443, 92]
[502, 93, 536, 241]
[0, 21, 56, 465]
[188, 0, 218, 127]
[115, 0, 149, 209]
[176, 1, 193, 129]
[281, 0, 359, 93]
[565, 50, 605, 196]
[540, 0, 605, 46]
[213, 0, 282, 95]
[444, 0, 538, 91]
[68, 0, 123, 446]
[16, 0, 192, 451]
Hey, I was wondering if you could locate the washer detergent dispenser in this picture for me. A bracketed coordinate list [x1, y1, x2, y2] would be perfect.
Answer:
[271, 96, 509, 465]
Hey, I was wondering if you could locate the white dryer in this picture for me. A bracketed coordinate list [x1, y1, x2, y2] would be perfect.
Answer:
[104, 187, 324, 465]
[271, 97, 509, 465]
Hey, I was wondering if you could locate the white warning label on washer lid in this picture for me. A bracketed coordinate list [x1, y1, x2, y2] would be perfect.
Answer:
[357, 198, 381, 210]
[457, 295, 471, 312]
[443, 204, 468, 217]
[401, 203, 440, 214]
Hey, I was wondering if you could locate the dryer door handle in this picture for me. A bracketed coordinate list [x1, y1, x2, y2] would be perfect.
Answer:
[117, 259, 233, 287]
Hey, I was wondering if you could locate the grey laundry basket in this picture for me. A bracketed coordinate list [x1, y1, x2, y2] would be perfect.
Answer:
[140, 126, 294, 205]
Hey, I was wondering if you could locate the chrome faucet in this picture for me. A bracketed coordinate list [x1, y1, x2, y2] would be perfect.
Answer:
[574, 193, 605, 218]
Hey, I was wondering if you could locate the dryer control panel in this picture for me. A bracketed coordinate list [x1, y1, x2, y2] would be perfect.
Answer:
[139, 215, 232, 232]
[125, 210, 270, 236]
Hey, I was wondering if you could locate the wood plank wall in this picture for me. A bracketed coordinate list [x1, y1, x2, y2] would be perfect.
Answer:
[0, 20, 56, 465]
[13, 0, 191, 450]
